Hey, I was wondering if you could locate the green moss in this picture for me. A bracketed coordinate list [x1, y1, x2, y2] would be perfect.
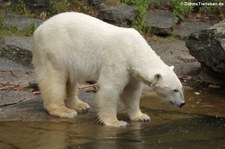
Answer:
[0, 23, 35, 37]
[22, 23, 36, 36]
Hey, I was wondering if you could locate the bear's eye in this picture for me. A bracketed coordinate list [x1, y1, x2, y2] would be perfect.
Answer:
[173, 89, 179, 92]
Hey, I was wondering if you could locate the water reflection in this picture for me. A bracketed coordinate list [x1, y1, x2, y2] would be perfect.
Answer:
[0, 87, 225, 148]
[0, 114, 225, 149]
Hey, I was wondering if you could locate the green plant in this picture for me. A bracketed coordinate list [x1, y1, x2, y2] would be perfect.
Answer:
[120, 0, 149, 34]
[200, 0, 225, 18]
[0, 23, 36, 37]
[11, 0, 28, 14]
[171, 0, 193, 20]
[0, 25, 20, 37]
[49, 0, 68, 15]
[67, 0, 98, 16]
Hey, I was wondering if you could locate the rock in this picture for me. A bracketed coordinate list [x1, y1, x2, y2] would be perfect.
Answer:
[210, 19, 225, 34]
[0, 36, 33, 67]
[0, 57, 35, 110]
[2, 13, 43, 31]
[144, 11, 178, 36]
[186, 20, 225, 80]
[150, 40, 200, 76]
[174, 20, 215, 39]
[98, 4, 138, 27]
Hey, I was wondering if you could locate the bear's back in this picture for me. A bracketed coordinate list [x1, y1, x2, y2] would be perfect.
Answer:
[34, 12, 119, 38]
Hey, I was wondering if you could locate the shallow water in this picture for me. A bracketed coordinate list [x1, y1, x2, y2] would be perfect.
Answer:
[0, 88, 225, 149]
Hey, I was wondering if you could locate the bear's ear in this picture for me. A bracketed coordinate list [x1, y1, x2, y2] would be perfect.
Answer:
[154, 73, 162, 82]
[170, 65, 174, 70]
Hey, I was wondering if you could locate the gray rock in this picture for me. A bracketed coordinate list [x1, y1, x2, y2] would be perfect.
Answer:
[174, 20, 215, 39]
[150, 40, 200, 77]
[2, 13, 43, 31]
[210, 19, 225, 35]
[144, 11, 178, 36]
[98, 4, 138, 27]
[186, 20, 225, 80]
[0, 36, 33, 67]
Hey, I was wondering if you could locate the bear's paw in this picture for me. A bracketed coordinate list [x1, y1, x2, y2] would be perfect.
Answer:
[103, 120, 129, 127]
[99, 120, 128, 127]
[48, 107, 78, 118]
[130, 113, 150, 122]
[67, 100, 90, 113]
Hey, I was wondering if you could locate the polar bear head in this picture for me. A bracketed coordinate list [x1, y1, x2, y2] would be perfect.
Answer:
[151, 66, 185, 108]
[131, 65, 185, 108]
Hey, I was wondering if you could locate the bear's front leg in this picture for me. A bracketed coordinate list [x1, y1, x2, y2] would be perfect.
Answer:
[66, 82, 90, 113]
[121, 78, 150, 122]
[96, 86, 128, 127]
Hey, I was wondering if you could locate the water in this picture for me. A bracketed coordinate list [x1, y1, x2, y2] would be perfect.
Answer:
[0, 88, 225, 149]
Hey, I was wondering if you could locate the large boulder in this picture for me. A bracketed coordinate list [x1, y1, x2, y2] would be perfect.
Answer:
[98, 4, 138, 27]
[173, 20, 215, 39]
[144, 11, 178, 36]
[0, 36, 32, 67]
[2, 13, 43, 31]
[186, 20, 225, 80]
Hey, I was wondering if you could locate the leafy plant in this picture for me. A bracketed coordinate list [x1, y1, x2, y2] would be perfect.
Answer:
[11, 0, 28, 15]
[48, 0, 68, 15]
[199, 0, 225, 18]
[120, 0, 149, 34]
[48, 0, 98, 17]
[171, 0, 193, 20]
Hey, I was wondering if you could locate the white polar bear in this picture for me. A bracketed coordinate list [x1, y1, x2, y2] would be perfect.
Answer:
[32, 12, 185, 127]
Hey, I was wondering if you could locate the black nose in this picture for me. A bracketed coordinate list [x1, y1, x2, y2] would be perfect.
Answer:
[179, 102, 185, 108]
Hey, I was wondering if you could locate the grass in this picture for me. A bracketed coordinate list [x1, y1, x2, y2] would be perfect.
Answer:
[0, 21, 36, 37]
[0, 27, 34, 37]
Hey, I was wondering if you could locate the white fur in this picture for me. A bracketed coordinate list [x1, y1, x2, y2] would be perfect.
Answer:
[32, 12, 185, 127]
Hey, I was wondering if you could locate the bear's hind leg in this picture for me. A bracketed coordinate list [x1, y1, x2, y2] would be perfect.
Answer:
[121, 78, 150, 122]
[38, 68, 77, 118]
[65, 82, 90, 113]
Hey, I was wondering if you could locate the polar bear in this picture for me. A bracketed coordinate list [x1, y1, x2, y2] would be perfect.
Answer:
[32, 12, 185, 127]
